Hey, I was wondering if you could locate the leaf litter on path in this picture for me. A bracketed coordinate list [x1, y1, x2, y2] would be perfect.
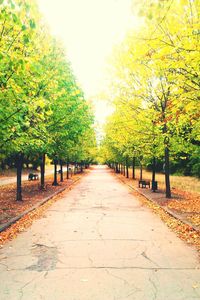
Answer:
[115, 173, 200, 255]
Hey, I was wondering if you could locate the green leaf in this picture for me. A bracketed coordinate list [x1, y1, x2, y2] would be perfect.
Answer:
[25, 3, 30, 13]
[12, 13, 18, 23]
[30, 19, 36, 29]
[23, 35, 29, 44]
[9, 0, 15, 9]
[0, 0, 4, 5]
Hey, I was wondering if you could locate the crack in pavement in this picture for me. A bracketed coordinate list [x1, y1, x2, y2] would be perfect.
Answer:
[141, 249, 160, 268]
[56, 239, 147, 243]
[19, 273, 44, 300]
[3, 266, 199, 272]
[149, 273, 158, 300]
[105, 268, 130, 286]
[0, 262, 10, 270]
[95, 213, 106, 243]
[116, 287, 142, 300]
[88, 253, 95, 267]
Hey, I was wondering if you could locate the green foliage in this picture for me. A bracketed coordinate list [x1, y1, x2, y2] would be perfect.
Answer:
[102, 0, 200, 179]
[0, 0, 96, 170]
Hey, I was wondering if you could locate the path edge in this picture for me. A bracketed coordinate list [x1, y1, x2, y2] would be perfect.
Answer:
[116, 174, 200, 233]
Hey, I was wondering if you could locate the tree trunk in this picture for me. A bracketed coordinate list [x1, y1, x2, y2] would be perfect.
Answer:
[52, 160, 58, 186]
[66, 162, 69, 179]
[126, 159, 129, 178]
[163, 122, 171, 198]
[8, 158, 12, 168]
[60, 161, 63, 182]
[117, 163, 119, 173]
[81, 162, 83, 173]
[40, 153, 45, 190]
[140, 163, 143, 181]
[132, 157, 135, 179]
[16, 153, 23, 201]
[32, 162, 38, 171]
[165, 146, 171, 198]
[1, 160, 6, 170]
[152, 156, 156, 183]
[123, 164, 126, 176]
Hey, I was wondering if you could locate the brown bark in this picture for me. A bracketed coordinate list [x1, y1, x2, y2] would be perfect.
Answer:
[40, 153, 45, 190]
[52, 160, 58, 186]
[140, 163, 143, 181]
[165, 146, 171, 198]
[60, 161, 63, 182]
[126, 159, 129, 178]
[66, 162, 69, 179]
[16, 153, 23, 201]
[152, 156, 156, 183]
[132, 157, 135, 179]
[163, 122, 171, 198]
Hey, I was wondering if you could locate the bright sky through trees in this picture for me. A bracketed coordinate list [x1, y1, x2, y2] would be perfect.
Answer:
[38, 0, 137, 123]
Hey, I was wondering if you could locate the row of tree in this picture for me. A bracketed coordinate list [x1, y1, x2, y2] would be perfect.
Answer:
[0, 0, 97, 200]
[101, 0, 200, 198]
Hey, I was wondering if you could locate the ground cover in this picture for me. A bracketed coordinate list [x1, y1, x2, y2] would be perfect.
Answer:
[134, 168, 200, 193]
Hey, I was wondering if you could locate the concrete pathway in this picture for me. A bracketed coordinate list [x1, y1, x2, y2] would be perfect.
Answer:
[0, 166, 200, 300]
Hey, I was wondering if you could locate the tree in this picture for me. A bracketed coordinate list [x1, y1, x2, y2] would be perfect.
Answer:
[102, 0, 200, 197]
[0, 0, 96, 200]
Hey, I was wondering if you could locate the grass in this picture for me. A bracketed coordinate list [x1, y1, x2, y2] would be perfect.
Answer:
[129, 167, 200, 194]
[0, 165, 54, 178]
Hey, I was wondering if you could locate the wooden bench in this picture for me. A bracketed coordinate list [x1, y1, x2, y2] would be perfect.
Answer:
[28, 173, 39, 181]
[139, 180, 150, 188]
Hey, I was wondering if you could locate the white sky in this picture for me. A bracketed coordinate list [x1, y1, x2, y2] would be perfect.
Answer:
[38, 0, 137, 125]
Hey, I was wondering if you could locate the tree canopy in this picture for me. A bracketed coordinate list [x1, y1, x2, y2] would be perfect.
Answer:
[101, 0, 200, 197]
[0, 0, 97, 200]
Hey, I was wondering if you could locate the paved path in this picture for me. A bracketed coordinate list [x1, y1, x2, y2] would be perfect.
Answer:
[0, 166, 200, 299]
